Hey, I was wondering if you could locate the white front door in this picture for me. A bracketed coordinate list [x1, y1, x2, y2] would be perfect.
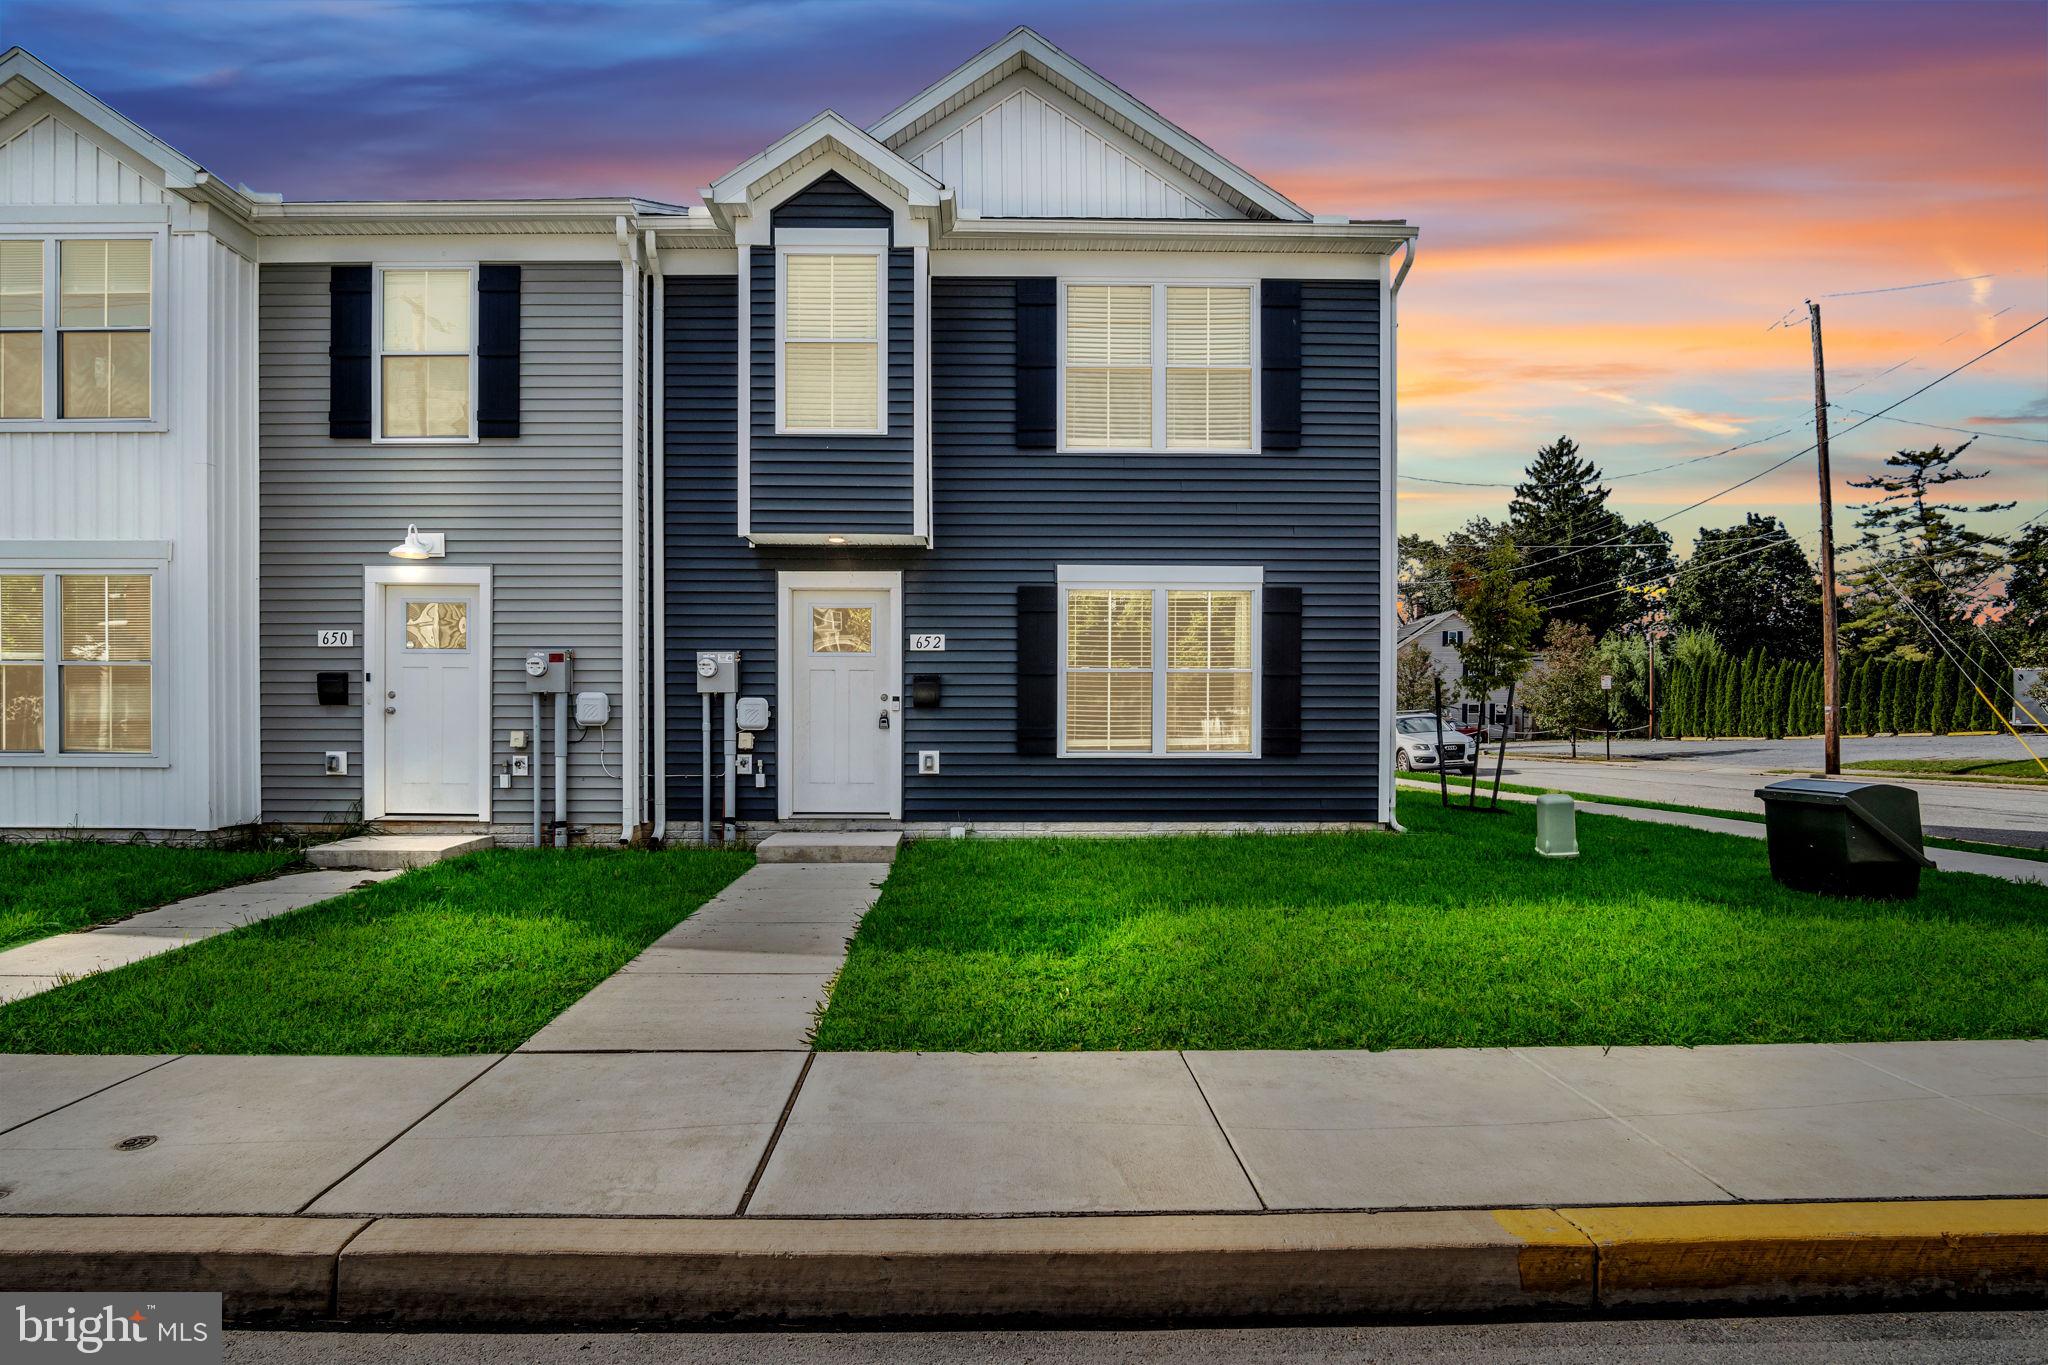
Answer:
[790, 589, 897, 815]
[381, 583, 483, 817]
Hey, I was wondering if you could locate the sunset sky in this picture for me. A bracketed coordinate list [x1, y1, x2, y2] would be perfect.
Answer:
[8, 0, 2042, 555]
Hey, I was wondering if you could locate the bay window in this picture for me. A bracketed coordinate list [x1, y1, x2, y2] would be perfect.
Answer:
[1062, 282, 1255, 452]
[1058, 568, 1260, 757]
[778, 246, 883, 434]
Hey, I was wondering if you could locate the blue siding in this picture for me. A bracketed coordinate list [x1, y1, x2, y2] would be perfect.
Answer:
[770, 172, 893, 232]
[667, 274, 1382, 826]
[747, 246, 915, 536]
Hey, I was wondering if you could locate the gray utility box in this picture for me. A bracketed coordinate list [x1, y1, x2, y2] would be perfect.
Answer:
[1754, 779, 1934, 900]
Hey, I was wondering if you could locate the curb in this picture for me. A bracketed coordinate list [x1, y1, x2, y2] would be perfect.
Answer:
[1, 1202, 2043, 1325]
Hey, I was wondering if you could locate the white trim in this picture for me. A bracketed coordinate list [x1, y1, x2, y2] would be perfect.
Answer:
[1052, 564, 1263, 761]
[772, 241, 887, 437]
[864, 27, 1310, 223]
[736, 248, 751, 538]
[618, 225, 642, 841]
[370, 262, 479, 445]
[747, 532, 929, 548]
[912, 243, 931, 542]
[775, 228, 889, 248]
[1377, 242, 1412, 825]
[0, 540, 171, 560]
[775, 570, 903, 821]
[1054, 278, 1259, 457]
[709, 110, 943, 209]
[0, 559, 168, 769]
[0, 226, 169, 433]
[361, 563, 493, 822]
[650, 253, 668, 840]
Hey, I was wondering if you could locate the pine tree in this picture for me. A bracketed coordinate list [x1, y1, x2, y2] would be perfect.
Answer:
[1841, 443, 2014, 660]
[1507, 436, 1636, 638]
[1860, 663, 1882, 736]
[1907, 659, 1931, 733]
[1878, 664, 1901, 734]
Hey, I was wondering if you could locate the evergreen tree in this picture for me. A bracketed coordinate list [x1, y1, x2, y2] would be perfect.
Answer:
[1860, 663, 1882, 736]
[1669, 514, 1822, 657]
[1928, 657, 1954, 734]
[1990, 522, 2048, 664]
[1907, 659, 1931, 733]
[1841, 442, 2014, 660]
[1507, 436, 1635, 638]
[1879, 664, 1902, 734]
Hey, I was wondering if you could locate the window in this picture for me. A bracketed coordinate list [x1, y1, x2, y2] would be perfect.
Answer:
[1442, 629, 1464, 647]
[1062, 283, 1254, 452]
[378, 267, 474, 440]
[811, 606, 873, 654]
[404, 600, 469, 650]
[779, 249, 882, 433]
[0, 571, 153, 758]
[1059, 568, 1260, 757]
[0, 236, 156, 424]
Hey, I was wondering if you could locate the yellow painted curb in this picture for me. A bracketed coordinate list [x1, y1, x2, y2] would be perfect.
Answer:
[1560, 1199, 2048, 1304]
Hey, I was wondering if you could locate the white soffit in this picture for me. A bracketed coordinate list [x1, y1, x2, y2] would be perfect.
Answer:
[867, 27, 1310, 223]
[708, 110, 943, 209]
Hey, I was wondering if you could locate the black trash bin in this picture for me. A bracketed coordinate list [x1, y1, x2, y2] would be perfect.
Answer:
[1754, 779, 1934, 899]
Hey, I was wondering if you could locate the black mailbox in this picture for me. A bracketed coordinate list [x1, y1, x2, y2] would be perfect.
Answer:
[910, 674, 942, 708]
[316, 671, 350, 706]
[1754, 779, 1934, 899]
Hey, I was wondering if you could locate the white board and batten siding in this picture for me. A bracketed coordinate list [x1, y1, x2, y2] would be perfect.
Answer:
[897, 74, 1234, 220]
[257, 263, 625, 837]
[0, 108, 260, 832]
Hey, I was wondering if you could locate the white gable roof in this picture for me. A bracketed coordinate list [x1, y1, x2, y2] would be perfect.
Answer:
[0, 47, 205, 191]
[867, 27, 1309, 223]
[707, 109, 943, 211]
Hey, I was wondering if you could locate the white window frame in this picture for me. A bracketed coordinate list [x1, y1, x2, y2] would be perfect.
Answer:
[1055, 564, 1263, 759]
[371, 262, 480, 445]
[0, 227, 168, 433]
[1055, 279, 1260, 456]
[0, 551, 167, 768]
[774, 232, 888, 437]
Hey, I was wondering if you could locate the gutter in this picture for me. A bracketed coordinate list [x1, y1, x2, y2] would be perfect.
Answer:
[616, 217, 642, 843]
[647, 228, 668, 844]
[1380, 237, 1417, 832]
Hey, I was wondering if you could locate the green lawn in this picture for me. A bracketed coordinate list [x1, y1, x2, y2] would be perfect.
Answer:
[1845, 757, 2047, 784]
[813, 792, 2048, 1053]
[0, 841, 304, 953]
[0, 846, 753, 1055]
[1396, 777, 2048, 865]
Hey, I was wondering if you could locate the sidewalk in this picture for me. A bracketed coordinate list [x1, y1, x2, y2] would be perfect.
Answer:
[1397, 778, 2045, 884]
[0, 869, 400, 1004]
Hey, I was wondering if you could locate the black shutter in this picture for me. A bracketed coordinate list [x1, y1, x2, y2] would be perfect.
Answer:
[1263, 585, 1303, 757]
[1261, 279, 1302, 452]
[1015, 278, 1056, 449]
[477, 264, 521, 438]
[328, 265, 372, 440]
[1016, 584, 1058, 755]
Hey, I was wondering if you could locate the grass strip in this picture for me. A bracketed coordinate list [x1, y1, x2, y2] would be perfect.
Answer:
[0, 846, 753, 1055]
[1842, 757, 2046, 784]
[814, 791, 2048, 1053]
[0, 842, 304, 952]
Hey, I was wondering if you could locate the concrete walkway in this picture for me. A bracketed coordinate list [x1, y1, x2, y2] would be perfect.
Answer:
[0, 868, 400, 1004]
[1397, 779, 2045, 884]
[0, 1039, 2038, 1218]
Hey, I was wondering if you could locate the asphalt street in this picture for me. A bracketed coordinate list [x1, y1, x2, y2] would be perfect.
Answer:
[1497, 734, 2047, 848]
[225, 1309, 2048, 1364]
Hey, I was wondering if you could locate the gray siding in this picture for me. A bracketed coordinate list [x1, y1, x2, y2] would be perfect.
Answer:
[259, 262, 625, 833]
[747, 246, 915, 536]
[667, 273, 1382, 825]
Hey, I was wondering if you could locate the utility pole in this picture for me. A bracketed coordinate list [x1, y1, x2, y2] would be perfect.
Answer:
[1807, 301, 1842, 775]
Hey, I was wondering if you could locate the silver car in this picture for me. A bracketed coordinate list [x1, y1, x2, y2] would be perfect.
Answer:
[1393, 712, 1476, 774]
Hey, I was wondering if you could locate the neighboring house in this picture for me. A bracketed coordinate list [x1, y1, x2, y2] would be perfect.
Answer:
[1396, 610, 1535, 737]
[0, 28, 1413, 840]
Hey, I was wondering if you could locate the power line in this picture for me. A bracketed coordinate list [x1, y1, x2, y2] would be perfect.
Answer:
[1832, 406, 2048, 446]
[1821, 273, 1996, 300]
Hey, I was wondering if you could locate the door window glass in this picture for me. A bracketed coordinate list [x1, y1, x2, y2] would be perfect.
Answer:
[811, 606, 873, 654]
[405, 600, 468, 650]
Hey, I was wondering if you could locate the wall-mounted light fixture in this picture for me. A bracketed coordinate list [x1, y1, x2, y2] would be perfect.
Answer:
[825, 534, 848, 546]
[388, 524, 446, 560]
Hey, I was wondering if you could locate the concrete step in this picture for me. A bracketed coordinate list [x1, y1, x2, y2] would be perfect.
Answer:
[307, 834, 493, 871]
[754, 831, 902, 864]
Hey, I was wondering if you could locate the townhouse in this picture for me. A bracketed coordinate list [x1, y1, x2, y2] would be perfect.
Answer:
[0, 28, 1413, 842]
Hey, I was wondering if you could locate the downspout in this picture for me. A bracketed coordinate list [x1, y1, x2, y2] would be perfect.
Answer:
[1380, 236, 1416, 832]
[647, 228, 668, 843]
[616, 216, 642, 843]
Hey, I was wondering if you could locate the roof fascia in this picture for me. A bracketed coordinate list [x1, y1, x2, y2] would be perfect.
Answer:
[707, 110, 942, 210]
[0, 48, 205, 190]
[937, 216, 1414, 254]
[866, 27, 1311, 224]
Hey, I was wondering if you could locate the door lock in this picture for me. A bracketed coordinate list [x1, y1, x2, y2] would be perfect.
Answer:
[878, 710, 891, 730]
[385, 706, 397, 715]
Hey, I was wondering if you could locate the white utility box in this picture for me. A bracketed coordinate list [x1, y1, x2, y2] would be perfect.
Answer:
[575, 691, 611, 726]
